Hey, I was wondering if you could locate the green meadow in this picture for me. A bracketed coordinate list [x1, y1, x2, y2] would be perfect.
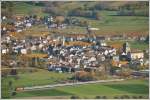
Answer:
[2, 69, 149, 99]
[12, 79, 149, 99]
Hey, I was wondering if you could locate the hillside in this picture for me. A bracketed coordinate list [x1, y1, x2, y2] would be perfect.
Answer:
[1, 1, 149, 36]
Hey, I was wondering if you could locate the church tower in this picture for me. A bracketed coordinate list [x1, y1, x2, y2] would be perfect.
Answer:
[123, 42, 131, 54]
[62, 36, 65, 46]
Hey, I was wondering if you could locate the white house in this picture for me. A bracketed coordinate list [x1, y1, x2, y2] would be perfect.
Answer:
[31, 45, 37, 51]
[2, 16, 6, 20]
[6, 36, 11, 41]
[77, 58, 81, 64]
[2, 27, 6, 31]
[26, 23, 32, 27]
[104, 50, 108, 55]
[84, 65, 87, 68]
[21, 49, 27, 54]
[75, 64, 80, 68]
[89, 57, 96, 62]
[101, 42, 107, 46]
[15, 22, 22, 26]
[17, 29, 22, 33]
[2, 49, 9, 54]
[39, 43, 44, 49]
[43, 40, 48, 44]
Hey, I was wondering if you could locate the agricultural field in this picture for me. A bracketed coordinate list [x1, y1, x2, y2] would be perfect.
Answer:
[1, 69, 73, 98]
[11, 2, 48, 17]
[130, 41, 149, 51]
[12, 79, 149, 99]
[2, 69, 73, 87]
[71, 11, 148, 35]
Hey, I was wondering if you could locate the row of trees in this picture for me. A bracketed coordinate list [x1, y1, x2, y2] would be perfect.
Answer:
[68, 8, 101, 20]
[43, 1, 148, 20]
[1, 2, 14, 18]
[2, 1, 148, 21]
[42, 1, 101, 20]
[43, 7, 66, 16]
[72, 64, 108, 82]
[43, 6, 101, 20]
[72, 71, 95, 82]
[117, 2, 149, 16]
[70, 95, 147, 99]
[117, 9, 148, 16]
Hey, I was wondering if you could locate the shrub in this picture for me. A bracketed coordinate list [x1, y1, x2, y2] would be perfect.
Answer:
[73, 71, 95, 82]
[95, 96, 101, 99]
[70, 95, 80, 99]
[15, 75, 19, 80]
[132, 96, 138, 99]
[124, 95, 130, 99]
[102, 96, 107, 99]
[120, 96, 124, 99]
[138, 96, 143, 99]
[11, 91, 16, 96]
[114, 96, 119, 99]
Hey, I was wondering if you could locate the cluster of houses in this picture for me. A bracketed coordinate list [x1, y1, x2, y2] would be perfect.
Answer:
[1, 15, 68, 36]
[44, 16, 67, 29]
[2, 15, 38, 34]
[1, 31, 148, 74]
[2, 14, 148, 41]
[1, 15, 149, 75]
[1, 33, 115, 65]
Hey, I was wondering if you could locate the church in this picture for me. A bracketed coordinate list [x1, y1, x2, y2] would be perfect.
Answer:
[121, 42, 144, 61]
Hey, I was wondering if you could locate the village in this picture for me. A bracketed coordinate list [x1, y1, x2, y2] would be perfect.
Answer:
[1, 14, 149, 80]
[1, 1, 149, 99]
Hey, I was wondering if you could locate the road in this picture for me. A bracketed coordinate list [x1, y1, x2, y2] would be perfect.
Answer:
[19, 79, 125, 92]
[0, 67, 36, 70]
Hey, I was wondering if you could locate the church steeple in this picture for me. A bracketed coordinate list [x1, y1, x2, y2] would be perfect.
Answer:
[123, 42, 131, 54]
[62, 36, 65, 46]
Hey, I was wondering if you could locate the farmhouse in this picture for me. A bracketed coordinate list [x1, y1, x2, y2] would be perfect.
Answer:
[1, 48, 9, 54]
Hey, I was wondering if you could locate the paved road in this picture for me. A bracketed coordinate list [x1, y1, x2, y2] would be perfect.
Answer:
[20, 79, 125, 92]
[1, 67, 36, 70]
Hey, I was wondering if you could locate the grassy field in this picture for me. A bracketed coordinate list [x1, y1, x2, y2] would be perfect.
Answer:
[12, 79, 149, 99]
[130, 41, 149, 51]
[13, 2, 48, 17]
[2, 69, 149, 99]
[2, 69, 73, 87]
[1, 69, 73, 98]
[73, 10, 148, 35]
